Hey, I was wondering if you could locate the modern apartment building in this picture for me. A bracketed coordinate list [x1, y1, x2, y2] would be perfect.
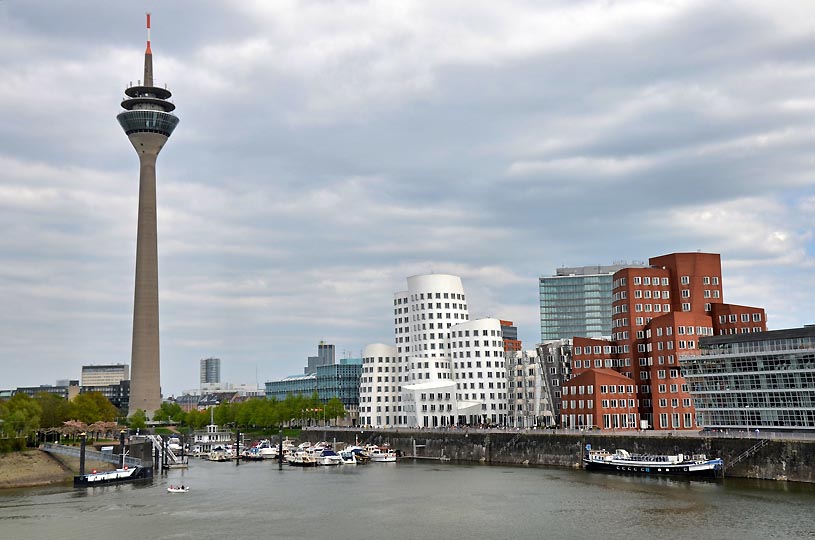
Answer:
[360, 344, 399, 427]
[540, 264, 639, 342]
[680, 326, 815, 431]
[361, 274, 510, 428]
[564, 252, 767, 431]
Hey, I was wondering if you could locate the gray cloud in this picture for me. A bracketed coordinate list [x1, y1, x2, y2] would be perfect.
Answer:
[1, 0, 813, 395]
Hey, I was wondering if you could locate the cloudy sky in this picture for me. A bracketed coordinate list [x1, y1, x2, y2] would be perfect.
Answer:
[1, 0, 813, 396]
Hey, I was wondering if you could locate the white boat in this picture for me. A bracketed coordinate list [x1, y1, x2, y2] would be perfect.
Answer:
[208, 448, 229, 462]
[316, 449, 343, 466]
[74, 465, 144, 486]
[366, 445, 398, 463]
[339, 451, 357, 465]
[167, 485, 190, 493]
[288, 450, 317, 467]
[256, 439, 277, 459]
[168, 436, 183, 453]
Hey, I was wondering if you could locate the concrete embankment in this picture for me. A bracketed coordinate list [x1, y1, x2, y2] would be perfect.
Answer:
[0, 450, 111, 489]
[304, 429, 815, 483]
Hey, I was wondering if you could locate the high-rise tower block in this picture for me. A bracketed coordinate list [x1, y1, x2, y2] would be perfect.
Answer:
[117, 14, 179, 417]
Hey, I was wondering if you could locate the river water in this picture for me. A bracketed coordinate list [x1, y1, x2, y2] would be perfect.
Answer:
[1, 459, 813, 540]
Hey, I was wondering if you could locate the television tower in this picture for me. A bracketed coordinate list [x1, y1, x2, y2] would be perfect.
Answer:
[116, 14, 179, 417]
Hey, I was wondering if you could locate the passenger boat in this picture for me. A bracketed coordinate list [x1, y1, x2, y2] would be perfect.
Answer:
[74, 465, 150, 487]
[583, 446, 724, 478]
[167, 485, 190, 493]
[339, 450, 358, 465]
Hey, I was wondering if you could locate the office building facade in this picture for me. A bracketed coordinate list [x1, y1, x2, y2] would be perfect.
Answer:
[540, 264, 637, 342]
[680, 326, 815, 431]
[564, 252, 767, 431]
[200, 358, 221, 386]
[81, 364, 130, 387]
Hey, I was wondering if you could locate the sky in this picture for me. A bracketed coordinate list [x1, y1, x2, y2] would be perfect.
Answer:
[1, 0, 813, 397]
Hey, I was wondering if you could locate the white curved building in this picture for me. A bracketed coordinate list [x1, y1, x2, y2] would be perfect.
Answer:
[359, 343, 399, 427]
[364, 274, 511, 428]
[449, 318, 508, 425]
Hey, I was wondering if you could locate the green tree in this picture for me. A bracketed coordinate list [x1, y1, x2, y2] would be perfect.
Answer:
[153, 401, 184, 423]
[0, 394, 42, 436]
[213, 401, 235, 426]
[70, 392, 118, 424]
[35, 392, 72, 429]
[129, 409, 147, 430]
[324, 397, 346, 425]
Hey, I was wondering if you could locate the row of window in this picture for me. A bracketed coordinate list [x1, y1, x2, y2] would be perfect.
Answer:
[718, 313, 763, 324]
[399, 292, 466, 303]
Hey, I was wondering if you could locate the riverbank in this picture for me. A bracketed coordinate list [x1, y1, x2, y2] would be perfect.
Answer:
[302, 428, 815, 483]
[0, 450, 112, 489]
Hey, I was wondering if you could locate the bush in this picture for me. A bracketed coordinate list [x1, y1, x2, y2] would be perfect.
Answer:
[0, 438, 27, 454]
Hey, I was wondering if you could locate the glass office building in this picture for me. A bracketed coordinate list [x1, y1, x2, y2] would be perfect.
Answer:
[539, 264, 637, 342]
[680, 326, 815, 431]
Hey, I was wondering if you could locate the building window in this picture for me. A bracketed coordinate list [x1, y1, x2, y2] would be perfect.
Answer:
[681, 289, 691, 298]
[681, 276, 690, 285]
[682, 303, 691, 312]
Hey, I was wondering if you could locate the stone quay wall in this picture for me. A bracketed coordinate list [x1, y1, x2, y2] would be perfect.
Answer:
[303, 429, 815, 483]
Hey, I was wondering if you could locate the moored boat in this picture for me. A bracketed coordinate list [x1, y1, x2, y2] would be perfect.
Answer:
[74, 465, 150, 487]
[316, 448, 343, 466]
[366, 445, 398, 463]
[583, 446, 724, 478]
[288, 450, 317, 467]
[339, 450, 358, 465]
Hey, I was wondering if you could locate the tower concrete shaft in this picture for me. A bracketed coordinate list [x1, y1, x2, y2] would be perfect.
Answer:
[128, 133, 165, 417]
[117, 14, 179, 418]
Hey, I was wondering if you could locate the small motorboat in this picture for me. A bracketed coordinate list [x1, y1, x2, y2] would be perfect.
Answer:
[167, 485, 190, 493]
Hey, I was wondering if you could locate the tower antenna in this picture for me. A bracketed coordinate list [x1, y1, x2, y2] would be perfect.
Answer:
[146, 13, 152, 54]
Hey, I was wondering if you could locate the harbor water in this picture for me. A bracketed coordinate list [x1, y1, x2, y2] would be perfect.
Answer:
[1, 459, 814, 540]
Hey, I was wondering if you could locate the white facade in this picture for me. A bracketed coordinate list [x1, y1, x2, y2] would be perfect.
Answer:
[360, 343, 399, 427]
[363, 273, 511, 428]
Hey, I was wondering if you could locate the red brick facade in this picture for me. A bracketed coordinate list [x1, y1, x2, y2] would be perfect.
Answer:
[563, 252, 767, 431]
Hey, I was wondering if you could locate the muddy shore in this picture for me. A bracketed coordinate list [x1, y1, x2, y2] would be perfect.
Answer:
[0, 450, 113, 489]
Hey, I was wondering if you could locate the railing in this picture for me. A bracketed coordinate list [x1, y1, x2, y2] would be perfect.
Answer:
[492, 431, 525, 459]
[145, 435, 184, 465]
[305, 425, 815, 441]
[726, 438, 770, 470]
[41, 443, 142, 468]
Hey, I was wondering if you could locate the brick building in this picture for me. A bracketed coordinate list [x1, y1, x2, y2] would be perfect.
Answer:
[563, 252, 767, 431]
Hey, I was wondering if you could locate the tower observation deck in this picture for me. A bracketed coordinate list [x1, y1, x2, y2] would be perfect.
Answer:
[118, 14, 179, 418]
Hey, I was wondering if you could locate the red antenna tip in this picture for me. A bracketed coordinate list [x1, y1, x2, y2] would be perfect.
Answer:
[145, 13, 152, 54]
